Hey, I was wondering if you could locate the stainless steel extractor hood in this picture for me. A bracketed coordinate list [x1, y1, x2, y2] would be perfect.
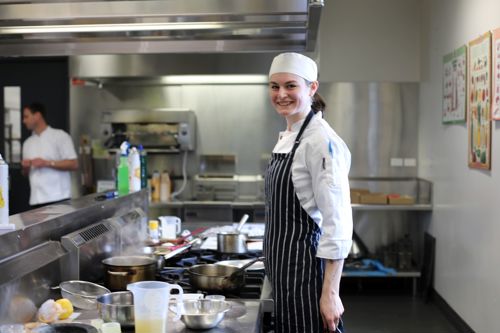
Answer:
[0, 0, 324, 56]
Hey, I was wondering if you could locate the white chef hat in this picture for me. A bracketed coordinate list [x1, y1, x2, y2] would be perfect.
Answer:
[269, 52, 318, 82]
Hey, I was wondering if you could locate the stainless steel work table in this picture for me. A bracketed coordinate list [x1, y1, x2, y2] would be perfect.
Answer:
[77, 300, 262, 333]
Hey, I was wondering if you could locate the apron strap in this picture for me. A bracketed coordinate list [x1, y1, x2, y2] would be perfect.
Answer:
[292, 110, 315, 153]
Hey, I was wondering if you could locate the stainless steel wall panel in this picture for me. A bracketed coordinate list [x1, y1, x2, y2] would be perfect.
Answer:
[321, 82, 419, 177]
[71, 81, 418, 185]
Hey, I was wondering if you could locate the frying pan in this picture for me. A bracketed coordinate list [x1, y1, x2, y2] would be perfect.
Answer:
[187, 257, 264, 292]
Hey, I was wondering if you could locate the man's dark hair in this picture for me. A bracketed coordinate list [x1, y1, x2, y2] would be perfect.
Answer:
[27, 102, 46, 120]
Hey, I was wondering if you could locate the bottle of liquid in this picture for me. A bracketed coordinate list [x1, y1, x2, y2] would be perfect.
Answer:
[151, 170, 160, 202]
[138, 145, 148, 189]
[160, 171, 171, 203]
[148, 220, 160, 244]
[128, 147, 141, 193]
[0, 154, 8, 225]
[117, 141, 129, 196]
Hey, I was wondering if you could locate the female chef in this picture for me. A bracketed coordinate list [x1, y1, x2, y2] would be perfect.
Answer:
[264, 53, 353, 333]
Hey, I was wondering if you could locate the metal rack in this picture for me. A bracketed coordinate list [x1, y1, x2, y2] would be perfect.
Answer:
[345, 177, 433, 296]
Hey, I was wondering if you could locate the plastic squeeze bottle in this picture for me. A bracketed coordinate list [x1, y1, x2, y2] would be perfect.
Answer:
[160, 171, 171, 202]
[138, 145, 148, 189]
[117, 141, 130, 196]
[128, 147, 141, 193]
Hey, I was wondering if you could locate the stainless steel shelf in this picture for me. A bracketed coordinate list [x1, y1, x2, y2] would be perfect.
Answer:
[107, 148, 180, 154]
[342, 271, 421, 278]
[351, 204, 433, 211]
[149, 201, 432, 211]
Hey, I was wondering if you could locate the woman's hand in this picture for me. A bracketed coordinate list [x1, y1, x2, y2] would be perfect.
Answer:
[321, 258, 345, 332]
[320, 289, 344, 332]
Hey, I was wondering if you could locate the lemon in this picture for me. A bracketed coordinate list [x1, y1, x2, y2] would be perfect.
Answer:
[55, 299, 74, 320]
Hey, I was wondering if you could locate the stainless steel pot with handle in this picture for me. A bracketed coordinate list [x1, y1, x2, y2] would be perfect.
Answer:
[102, 256, 156, 291]
[217, 214, 249, 254]
[187, 257, 264, 292]
[217, 232, 248, 254]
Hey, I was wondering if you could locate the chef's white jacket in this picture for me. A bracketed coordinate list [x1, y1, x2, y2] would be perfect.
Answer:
[22, 126, 77, 205]
[272, 112, 353, 260]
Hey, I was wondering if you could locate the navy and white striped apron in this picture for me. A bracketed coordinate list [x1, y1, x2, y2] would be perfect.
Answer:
[264, 111, 325, 333]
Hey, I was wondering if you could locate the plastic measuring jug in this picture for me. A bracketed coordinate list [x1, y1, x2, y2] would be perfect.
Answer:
[127, 281, 183, 333]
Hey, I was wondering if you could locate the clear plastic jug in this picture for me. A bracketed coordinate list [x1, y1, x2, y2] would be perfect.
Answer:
[127, 281, 183, 333]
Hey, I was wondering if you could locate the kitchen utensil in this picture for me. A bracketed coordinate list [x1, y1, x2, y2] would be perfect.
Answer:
[223, 257, 264, 282]
[215, 259, 265, 271]
[216, 214, 250, 253]
[188, 264, 245, 292]
[32, 323, 98, 333]
[102, 256, 156, 291]
[127, 281, 183, 333]
[141, 246, 165, 270]
[217, 232, 248, 254]
[349, 231, 369, 259]
[56, 280, 110, 310]
[158, 216, 181, 239]
[171, 299, 231, 330]
[235, 214, 249, 233]
[187, 257, 264, 292]
[96, 291, 134, 329]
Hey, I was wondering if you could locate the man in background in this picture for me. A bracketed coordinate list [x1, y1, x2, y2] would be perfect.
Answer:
[21, 102, 78, 209]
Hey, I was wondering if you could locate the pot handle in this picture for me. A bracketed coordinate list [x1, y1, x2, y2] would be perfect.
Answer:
[107, 270, 135, 276]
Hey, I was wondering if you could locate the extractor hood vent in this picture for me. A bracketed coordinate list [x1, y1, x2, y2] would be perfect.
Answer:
[0, 0, 323, 56]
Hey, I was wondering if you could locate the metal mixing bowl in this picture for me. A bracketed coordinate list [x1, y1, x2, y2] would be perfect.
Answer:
[59, 280, 110, 310]
[96, 291, 134, 329]
[172, 299, 231, 330]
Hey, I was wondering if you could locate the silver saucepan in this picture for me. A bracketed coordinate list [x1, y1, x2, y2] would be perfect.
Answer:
[217, 214, 249, 254]
[187, 257, 264, 292]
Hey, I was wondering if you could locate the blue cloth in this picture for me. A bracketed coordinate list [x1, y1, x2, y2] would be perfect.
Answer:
[343, 259, 397, 276]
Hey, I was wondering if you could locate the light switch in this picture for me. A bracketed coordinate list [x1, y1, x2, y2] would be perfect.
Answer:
[404, 158, 417, 167]
[390, 158, 403, 167]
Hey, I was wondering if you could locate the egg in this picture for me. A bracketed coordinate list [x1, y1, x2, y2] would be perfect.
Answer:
[8, 295, 37, 323]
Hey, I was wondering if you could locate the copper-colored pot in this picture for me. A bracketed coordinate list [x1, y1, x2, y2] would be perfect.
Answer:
[102, 256, 156, 291]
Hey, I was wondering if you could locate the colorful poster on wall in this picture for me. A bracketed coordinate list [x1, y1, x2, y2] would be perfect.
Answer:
[468, 32, 492, 170]
[492, 28, 500, 120]
[443, 46, 467, 124]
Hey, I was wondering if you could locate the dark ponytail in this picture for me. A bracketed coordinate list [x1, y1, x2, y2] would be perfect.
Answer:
[311, 92, 326, 114]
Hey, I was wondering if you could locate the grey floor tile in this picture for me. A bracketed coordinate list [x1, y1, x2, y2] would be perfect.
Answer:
[341, 295, 459, 333]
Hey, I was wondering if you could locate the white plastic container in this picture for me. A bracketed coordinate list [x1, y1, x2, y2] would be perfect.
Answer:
[127, 281, 183, 333]
[128, 147, 141, 193]
[160, 171, 171, 202]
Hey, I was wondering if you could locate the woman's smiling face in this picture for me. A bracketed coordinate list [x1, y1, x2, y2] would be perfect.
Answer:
[269, 72, 317, 119]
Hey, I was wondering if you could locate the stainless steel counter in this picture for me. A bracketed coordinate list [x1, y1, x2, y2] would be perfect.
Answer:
[77, 300, 262, 333]
[149, 200, 265, 209]
[2, 190, 148, 260]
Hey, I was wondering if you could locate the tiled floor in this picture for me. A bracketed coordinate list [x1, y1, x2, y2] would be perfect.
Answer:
[342, 295, 459, 333]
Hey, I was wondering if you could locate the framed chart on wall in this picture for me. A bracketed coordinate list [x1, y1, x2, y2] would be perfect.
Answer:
[492, 28, 500, 120]
[468, 32, 492, 170]
[443, 45, 467, 124]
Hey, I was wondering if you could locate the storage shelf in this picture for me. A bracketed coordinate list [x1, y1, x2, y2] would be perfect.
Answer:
[342, 271, 421, 278]
[351, 204, 433, 211]
[107, 148, 181, 154]
[149, 201, 432, 212]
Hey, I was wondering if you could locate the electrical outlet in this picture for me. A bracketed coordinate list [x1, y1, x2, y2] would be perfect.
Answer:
[404, 158, 417, 167]
[390, 158, 403, 167]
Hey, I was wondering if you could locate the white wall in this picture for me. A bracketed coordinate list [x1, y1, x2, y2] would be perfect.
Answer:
[419, 1, 500, 332]
[319, 0, 420, 82]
